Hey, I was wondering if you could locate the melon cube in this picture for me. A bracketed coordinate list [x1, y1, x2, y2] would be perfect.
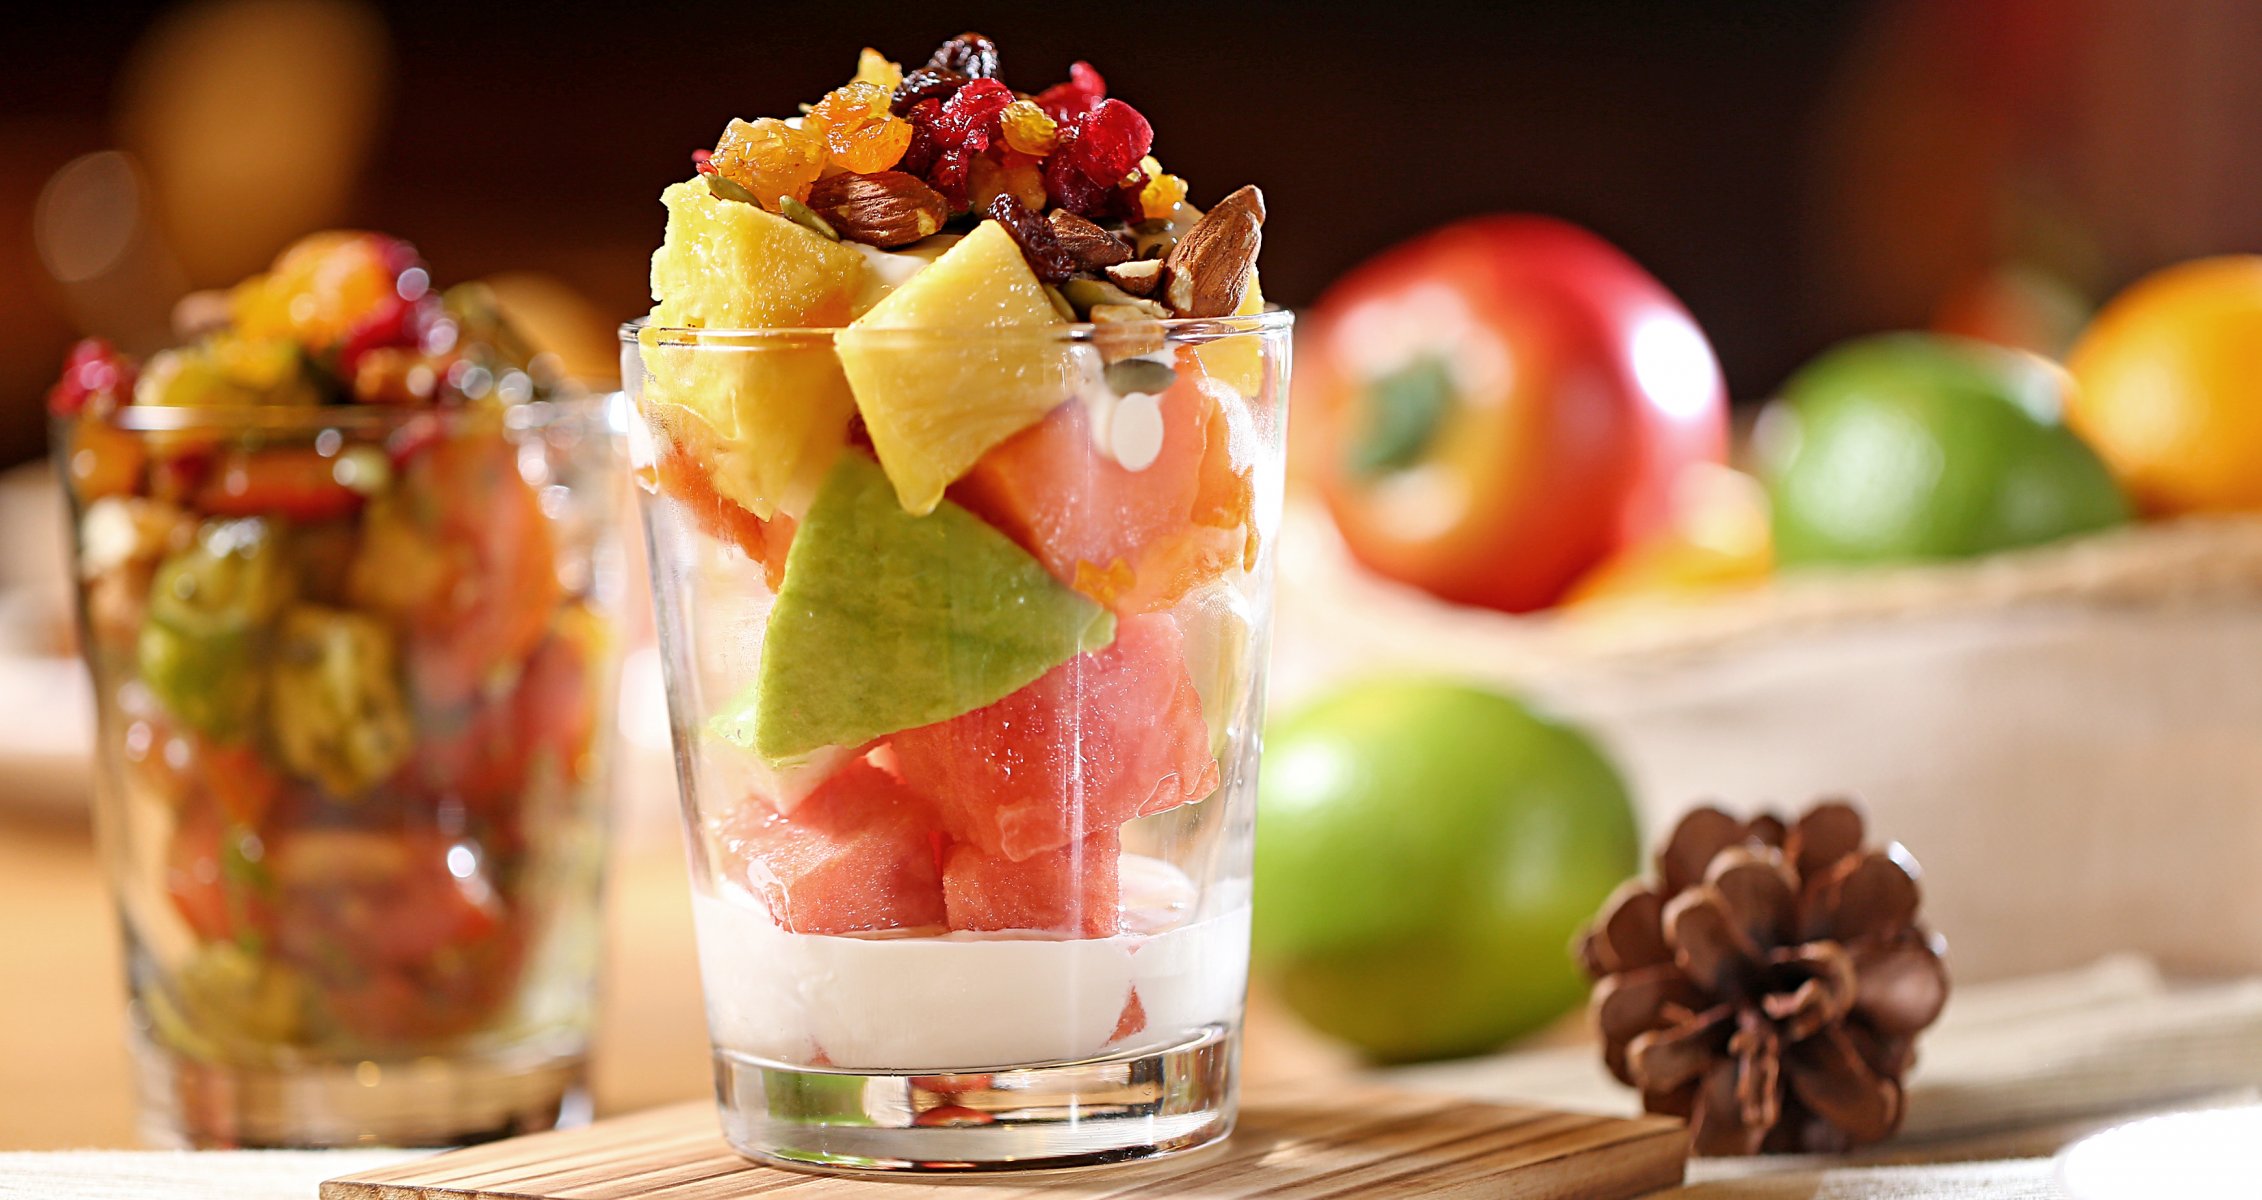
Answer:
[942, 830, 1121, 937]
[954, 351, 1253, 613]
[712, 758, 944, 934]
[888, 613, 1220, 862]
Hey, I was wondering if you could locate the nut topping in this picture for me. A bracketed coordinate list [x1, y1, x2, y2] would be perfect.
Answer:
[1047, 211, 1133, 270]
[804, 171, 949, 248]
[1161, 185, 1264, 317]
[1103, 258, 1163, 298]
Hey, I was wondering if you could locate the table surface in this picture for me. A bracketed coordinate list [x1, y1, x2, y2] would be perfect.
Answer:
[0, 805, 1358, 1151]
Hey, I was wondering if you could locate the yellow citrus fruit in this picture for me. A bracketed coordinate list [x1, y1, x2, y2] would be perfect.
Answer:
[2066, 256, 2262, 515]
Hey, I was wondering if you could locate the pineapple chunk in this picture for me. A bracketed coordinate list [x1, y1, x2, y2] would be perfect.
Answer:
[649, 177, 869, 329]
[835, 220, 1079, 514]
[642, 178, 872, 519]
[1190, 270, 1268, 400]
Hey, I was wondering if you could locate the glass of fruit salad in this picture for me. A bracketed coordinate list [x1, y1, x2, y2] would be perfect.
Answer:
[50, 233, 625, 1148]
[627, 33, 1287, 1173]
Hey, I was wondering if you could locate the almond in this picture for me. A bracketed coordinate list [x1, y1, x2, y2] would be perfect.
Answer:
[1047, 210, 1133, 270]
[1161, 185, 1264, 317]
[805, 171, 949, 248]
[1103, 258, 1164, 298]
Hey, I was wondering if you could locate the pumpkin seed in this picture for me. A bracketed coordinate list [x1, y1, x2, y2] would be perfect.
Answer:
[704, 173, 762, 206]
[1041, 284, 1077, 322]
[1104, 357, 1177, 396]
[778, 195, 842, 241]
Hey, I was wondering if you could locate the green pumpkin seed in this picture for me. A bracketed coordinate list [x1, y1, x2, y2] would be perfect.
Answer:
[1104, 357, 1177, 396]
[704, 173, 762, 206]
[778, 195, 842, 241]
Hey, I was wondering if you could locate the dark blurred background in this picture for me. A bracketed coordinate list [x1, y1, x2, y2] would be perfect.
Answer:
[5, 0, 2260, 471]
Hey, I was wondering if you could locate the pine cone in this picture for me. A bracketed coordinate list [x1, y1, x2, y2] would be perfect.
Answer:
[1575, 801, 1950, 1156]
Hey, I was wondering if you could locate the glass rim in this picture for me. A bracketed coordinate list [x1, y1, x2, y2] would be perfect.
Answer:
[78, 392, 618, 435]
[624, 307, 1294, 349]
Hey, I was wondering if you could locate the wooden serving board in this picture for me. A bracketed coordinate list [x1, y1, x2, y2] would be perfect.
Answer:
[322, 1085, 1686, 1199]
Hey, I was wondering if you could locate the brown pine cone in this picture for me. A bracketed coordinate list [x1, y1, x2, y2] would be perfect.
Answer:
[1575, 801, 1949, 1156]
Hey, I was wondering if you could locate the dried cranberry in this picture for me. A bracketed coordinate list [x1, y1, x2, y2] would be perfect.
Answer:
[692, 147, 715, 175]
[925, 32, 1000, 80]
[1035, 61, 1107, 121]
[928, 148, 976, 209]
[46, 339, 137, 416]
[1041, 99, 1152, 216]
[891, 66, 968, 115]
[931, 78, 1013, 153]
[985, 194, 1078, 284]
[897, 98, 944, 175]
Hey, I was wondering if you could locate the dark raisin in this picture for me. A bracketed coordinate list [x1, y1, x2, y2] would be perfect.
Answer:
[985, 194, 1078, 284]
[926, 32, 1000, 80]
[891, 66, 968, 115]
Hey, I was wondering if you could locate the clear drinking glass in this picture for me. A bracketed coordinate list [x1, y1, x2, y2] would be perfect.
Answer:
[56, 398, 625, 1147]
[626, 312, 1290, 1172]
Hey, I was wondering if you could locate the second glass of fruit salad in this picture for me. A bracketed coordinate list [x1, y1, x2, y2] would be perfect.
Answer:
[53, 233, 625, 1147]
[628, 34, 1286, 1172]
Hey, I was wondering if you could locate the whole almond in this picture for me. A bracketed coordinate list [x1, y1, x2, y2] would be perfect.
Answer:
[1047, 210, 1133, 270]
[1161, 185, 1264, 317]
[805, 172, 949, 248]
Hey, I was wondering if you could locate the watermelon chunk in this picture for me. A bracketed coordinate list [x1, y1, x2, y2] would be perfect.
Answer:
[942, 830, 1121, 937]
[954, 352, 1254, 614]
[712, 758, 944, 934]
[888, 613, 1220, 862]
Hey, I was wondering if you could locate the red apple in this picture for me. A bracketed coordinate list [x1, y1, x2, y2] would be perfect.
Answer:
[1295, 217, 1729, 612]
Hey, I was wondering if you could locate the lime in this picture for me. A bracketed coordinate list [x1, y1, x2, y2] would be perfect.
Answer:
[1759, 333, 2129, 567]
[1253, 679, 1640, 1062]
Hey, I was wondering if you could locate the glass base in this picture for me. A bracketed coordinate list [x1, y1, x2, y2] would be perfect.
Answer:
[131, 1028, 590, 1148]
[712, 1024, 1237, 1174]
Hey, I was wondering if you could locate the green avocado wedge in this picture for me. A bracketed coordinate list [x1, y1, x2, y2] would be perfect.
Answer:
[725, 452, 1115, 764]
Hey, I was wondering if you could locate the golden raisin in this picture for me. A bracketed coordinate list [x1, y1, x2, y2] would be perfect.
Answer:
[711, 117, 826, 210]
[807, 82, 915, 173]
[999, 99, 1059, 156]
[1138, 155, 1189, 219]
[853, 47, 902, 92]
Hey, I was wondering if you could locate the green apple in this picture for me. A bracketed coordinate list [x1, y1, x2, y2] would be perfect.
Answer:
[1759, 333, 2129, 567]
[1253, 679, 1640, 1062]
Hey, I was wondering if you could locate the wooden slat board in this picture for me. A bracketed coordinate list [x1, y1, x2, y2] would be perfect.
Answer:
[322, 1085, 1685, 1199]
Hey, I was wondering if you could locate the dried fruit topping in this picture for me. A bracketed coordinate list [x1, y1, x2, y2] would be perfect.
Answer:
[710, 117, 827, 211]
[1162, 185, 1265, 318]
[999, 100, 1059, 157]
[1046, 210, 1132, 271]
[931, 78, 1015, 151]
[1136, 156, 1189, 220]
[925, 32, 1000, 80]
[807, 171, 949, 248]
[985, 194, 1078, 284]
[806, 81, 914, 173]
[48, 338, 137, 416]
[853, 46, 903, 91]
[891, 66, 968, 116]
[1043, 99, 1153, 217]
[691, 148, 714, 175]
[1035, 61, 1107, 121]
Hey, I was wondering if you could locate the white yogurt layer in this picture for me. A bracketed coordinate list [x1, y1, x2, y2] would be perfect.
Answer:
[691, 855, 1250, 1071]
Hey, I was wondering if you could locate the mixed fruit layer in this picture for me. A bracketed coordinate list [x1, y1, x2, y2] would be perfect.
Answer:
[52, 234, 610, 1055]
[641, 33, 1272, 945]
